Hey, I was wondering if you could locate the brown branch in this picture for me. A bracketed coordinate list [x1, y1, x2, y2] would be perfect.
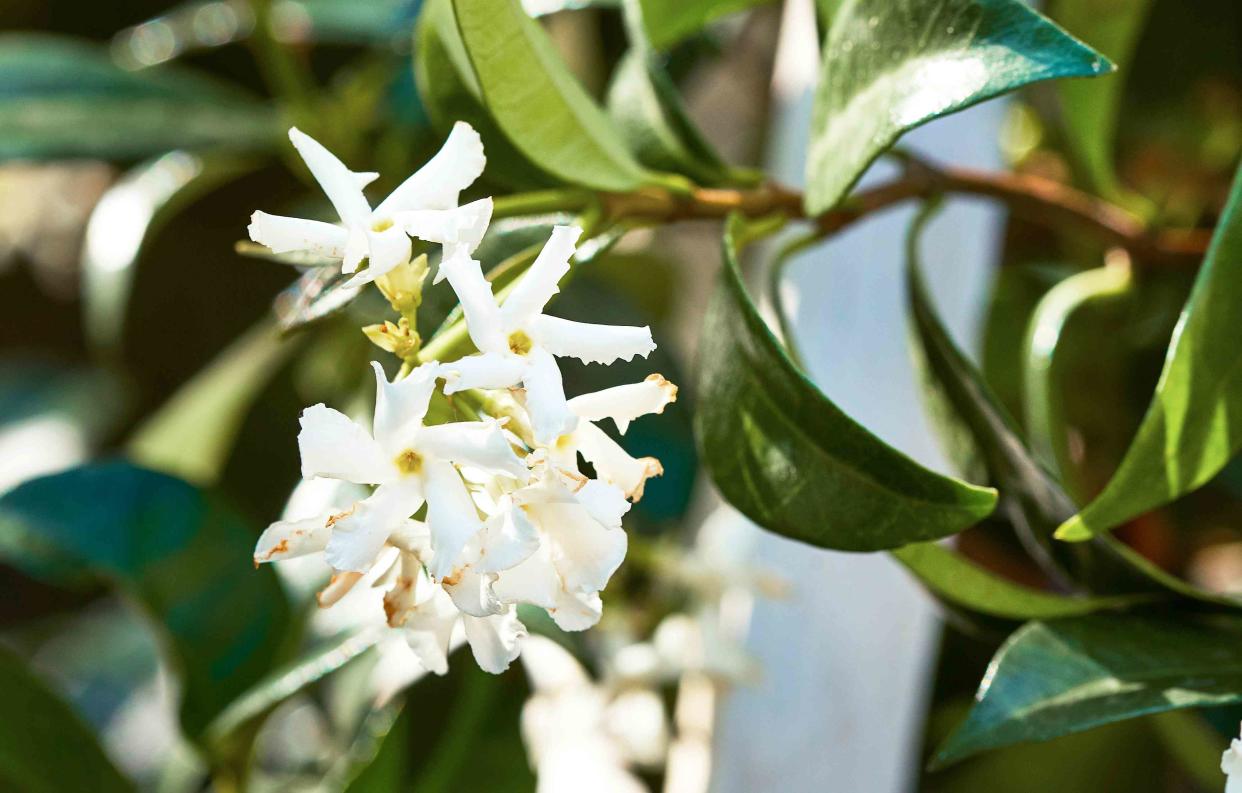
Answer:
[601, 161, 1212, 264]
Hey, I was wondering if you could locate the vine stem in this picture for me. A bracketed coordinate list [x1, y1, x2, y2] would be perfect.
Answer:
[596, 156, 1211, 264]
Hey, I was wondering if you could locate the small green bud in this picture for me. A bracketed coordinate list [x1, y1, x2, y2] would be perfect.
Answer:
[376, 254, 429, 317]
[363, 318, 420, 360]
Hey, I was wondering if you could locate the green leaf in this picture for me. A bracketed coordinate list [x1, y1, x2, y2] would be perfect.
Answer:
[451, 0, 651, 191]
[1057, 163, 1242, 542]
[0, 462, 292, 740]
[0, 34, 278, 161]
[932, 612, 1242, 766]
[892, 542, 1142, 620]
[605, 49, 731, 185]
[636, 0, 774, 50]
[1051, 0, 1153, 204]
[0, 644, 135, 793]
[805, 0, 1111, 213]
[694, 215, 997, 552]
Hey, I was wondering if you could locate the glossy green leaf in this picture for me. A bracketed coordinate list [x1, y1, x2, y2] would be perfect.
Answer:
[0, 645, 135, 793]
[0, 462, 292, 739]
[451, 0, 650, 191]
[0, 34, 277, 161]
[1057, 164, 1242, 542]
[694, 216, 996, 552]
[892, 542, 1142, 620]
[933, 612, 1242, 766]
[606, 49, 731, 185]
[415, 0, 554, 189]
[637, 0, 774, 50]
[805, 0, 1111, 213]
[1051, 0, 1153, 203]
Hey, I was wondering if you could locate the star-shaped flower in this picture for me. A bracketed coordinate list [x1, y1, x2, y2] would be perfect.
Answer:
[1224, 728, 1242, 793]
[248, 122, 492, 287]
[253, 362, 528, 581]
[438, 225, 657, 443]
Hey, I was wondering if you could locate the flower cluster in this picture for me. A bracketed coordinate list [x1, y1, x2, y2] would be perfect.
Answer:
[249, 123, 677, 674]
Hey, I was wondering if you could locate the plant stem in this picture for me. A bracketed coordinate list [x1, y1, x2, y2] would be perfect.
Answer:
[247, 0, 318, 124]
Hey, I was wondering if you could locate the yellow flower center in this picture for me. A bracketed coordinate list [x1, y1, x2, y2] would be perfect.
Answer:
[372, 218, 394, 232]
[508, 330, 534, 356]
[394, 449, 422, 476]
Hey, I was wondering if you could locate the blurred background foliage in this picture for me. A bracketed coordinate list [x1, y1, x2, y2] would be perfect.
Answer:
[0, 0, 1238, 790]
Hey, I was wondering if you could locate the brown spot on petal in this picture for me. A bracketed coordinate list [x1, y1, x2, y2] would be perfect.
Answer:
[645, 372, 679, 407]
[317, 571, 363, 608]
[628, 457, 664, 502]
[326, 506, 357, 527]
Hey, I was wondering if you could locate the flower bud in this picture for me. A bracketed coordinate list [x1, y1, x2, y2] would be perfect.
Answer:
[375, 253, 429, 317]
[363, 318, 420, 360]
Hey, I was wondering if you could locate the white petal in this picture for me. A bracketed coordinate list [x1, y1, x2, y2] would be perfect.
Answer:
[523, 348, 577, 445]
[567, 374, 677, 435]
[463, 607, 526, 674]
[423, 459, 484, 581]
[418, 420, 528, 481]
[493, 542, 560, 608]
[375, 121, 486, 216]
[606, 689, 669, 766]
[500, 225, 580, 326]
[297, 404, 391, 484]
[519, 634, 591, 692]
[388, 519, 432, 557]
[575, 479, 631, 529]
[395, 197, 492, 258]
[247, 211, 347, 258]
[438, 253, 506, 353]
[530, 501, 627, 594]
[574, 421, 663, 501]
[253, 514, 331, 564]
[444, 566, 502, 617]
[371, 361, 439, 452]
[402, 584, 460, 675]
[324, 480, 425, 572]
[473, 500, 539, 575]
[531, 315, 655, 365]
[358, 225, 413, 286]
[381, 550, 426, 627]
[549, 589, 603, 632]
[287, 127, 372, 227]
[316, 570, 363, 608]
[440, 352, 526, 394]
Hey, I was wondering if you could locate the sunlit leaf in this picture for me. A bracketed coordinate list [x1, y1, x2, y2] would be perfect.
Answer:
[0, 462, 292, 740]
[0, 34, 277, 161]
[636, 0, 774, 50]
[1057, 164, 1242, 541]
[933, 612, 1242, 766]
[805, 0, 1110, 213]
[694, 215, 997, 552]
[0, 645, 135, 793]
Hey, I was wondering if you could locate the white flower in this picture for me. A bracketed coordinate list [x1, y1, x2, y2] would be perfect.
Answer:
[253, 361, 528, 581]
[437, 225, 657, 443]
[553, 374, 678, 500]
[491, 465, 631, 632]
[248, 122, 492, 287]
[1223, 729, 1242, 793]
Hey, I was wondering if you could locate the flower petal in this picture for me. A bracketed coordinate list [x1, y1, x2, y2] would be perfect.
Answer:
[574, 421, 663, 501]
[473, 500, 539, 575]
[423, 459, 484, 581]
[492, 542, 560, 608]
[567, 374, 678, 434]
[247, 211, 347, 258]
[530, 315, 655, 365]
[324, 479, 425, 572]
[444, 566, 502, 617]
[418, 420, 528, 481]
[297, 404, 391, 483]
[500, 225, 580, 326]
[401, 583, 460, 675]
[462, 607, 526, 674]
[523, 347, 577, 444]
[575, 479, 631, 529]
[375, 121, 486, 216]
[396, 197, 492, 259]
[530, 501, 627, 594]
[440, 352, 526, 394]
[371, 361, 439, 453]
[253, 514, 331, 564]
[287, 127, 372, 227]
[549, 589, 603, 632]
[438, 253, 506, 353]
[340, 225, 411, 288]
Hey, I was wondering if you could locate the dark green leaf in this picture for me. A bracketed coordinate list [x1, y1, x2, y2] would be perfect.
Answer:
[933, 612, 1242, 766]
[0, 34, 278, 161]
[0, 645, 135, 793]
[1051, 0, 1154, 203]
[0, 462, 292, 739]
[451, 0, 651, 191]
[805, 0, 1111, 213]
[694, 215, 996, 552]
[892, 542, 1143, 620]
[637, 0, 774, 50]
[1057, 163, 1242, 541]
